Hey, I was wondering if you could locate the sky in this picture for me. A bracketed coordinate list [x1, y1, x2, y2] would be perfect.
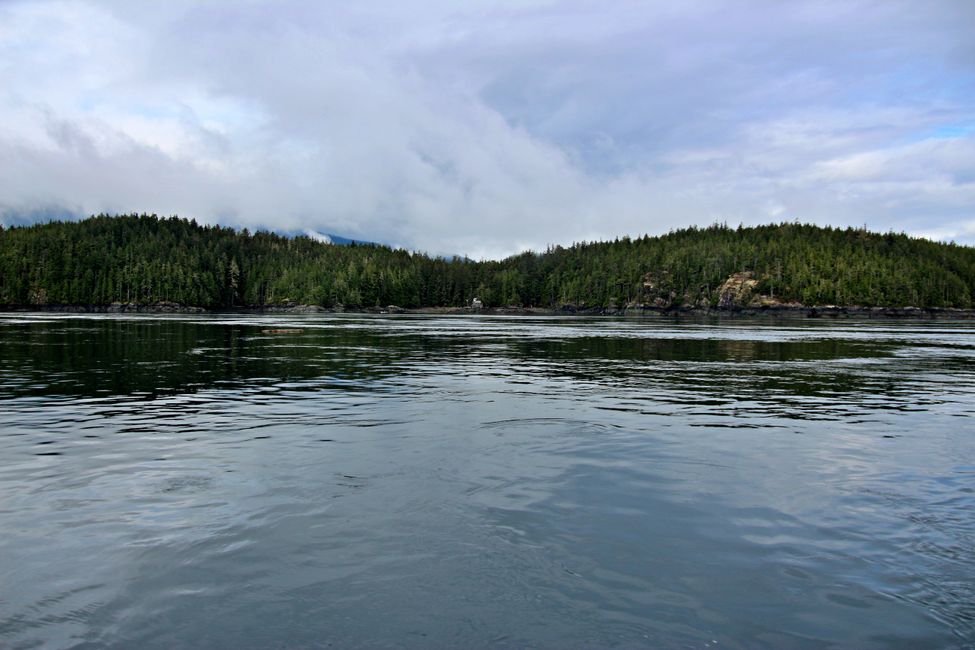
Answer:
[0, 0, 973, 258]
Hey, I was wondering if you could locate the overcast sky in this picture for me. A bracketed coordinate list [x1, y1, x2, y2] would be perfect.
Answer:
[1, 1, 973, 258]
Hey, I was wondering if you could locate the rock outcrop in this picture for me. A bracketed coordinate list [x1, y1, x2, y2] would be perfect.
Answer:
[640, 271, 677, 308]
[717, 272, 759, 309]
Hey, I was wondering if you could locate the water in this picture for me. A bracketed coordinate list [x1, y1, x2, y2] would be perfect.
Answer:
[1, 314, 973, 649]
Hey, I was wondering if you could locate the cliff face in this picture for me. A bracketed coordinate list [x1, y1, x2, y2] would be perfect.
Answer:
[716, 272, 758, 308]
[637, 270, 765, 309]
[633, 271, 797, 310]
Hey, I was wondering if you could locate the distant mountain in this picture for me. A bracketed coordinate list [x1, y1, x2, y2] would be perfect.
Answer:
[283, 229, 383, 248]
[324, 233, 381, 247]
[0, 206, 84, 228]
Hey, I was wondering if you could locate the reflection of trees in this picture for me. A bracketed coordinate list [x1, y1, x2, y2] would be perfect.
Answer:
[513, 336, 870, 363]
[0, 320, 966, 410]
[506, 336, 964, 411]
[0, 319, 429, 399]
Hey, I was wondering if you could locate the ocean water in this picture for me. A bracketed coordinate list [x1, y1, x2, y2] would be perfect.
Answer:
[0, 313, 973, 649]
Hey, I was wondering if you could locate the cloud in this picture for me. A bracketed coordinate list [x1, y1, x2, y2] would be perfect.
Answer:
[1, 0, 973, 257]
[303, 230, 332, 244]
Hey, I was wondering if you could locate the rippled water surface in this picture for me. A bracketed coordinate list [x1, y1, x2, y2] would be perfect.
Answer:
[1, 314, 974, 649]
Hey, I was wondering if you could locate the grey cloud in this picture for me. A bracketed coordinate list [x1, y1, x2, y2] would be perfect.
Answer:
[0, 0, 973, 257]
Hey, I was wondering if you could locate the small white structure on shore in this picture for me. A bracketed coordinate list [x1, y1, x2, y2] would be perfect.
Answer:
[471, 297, 484, 310]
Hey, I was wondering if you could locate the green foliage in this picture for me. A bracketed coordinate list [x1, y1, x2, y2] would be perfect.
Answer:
[1, 215, 973, 309]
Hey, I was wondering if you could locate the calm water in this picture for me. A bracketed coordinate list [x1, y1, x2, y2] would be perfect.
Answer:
[1, 314, 974, 649]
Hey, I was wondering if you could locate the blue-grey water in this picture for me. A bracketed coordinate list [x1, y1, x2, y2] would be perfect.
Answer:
[1, 314, 973, 649]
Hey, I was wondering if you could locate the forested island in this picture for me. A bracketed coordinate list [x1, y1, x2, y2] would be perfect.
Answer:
[1, 214, 974, 314]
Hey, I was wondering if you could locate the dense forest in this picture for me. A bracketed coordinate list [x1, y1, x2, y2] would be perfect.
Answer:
[1, 214, 974, 310]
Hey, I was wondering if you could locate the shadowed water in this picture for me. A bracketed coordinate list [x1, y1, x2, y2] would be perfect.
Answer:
[1, 314, 973, 649]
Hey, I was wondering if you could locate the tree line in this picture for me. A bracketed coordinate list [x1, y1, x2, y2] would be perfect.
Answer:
[1, 214, 973, 309]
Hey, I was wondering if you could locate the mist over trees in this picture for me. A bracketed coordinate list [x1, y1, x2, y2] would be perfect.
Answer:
[1, 214, 973, 310]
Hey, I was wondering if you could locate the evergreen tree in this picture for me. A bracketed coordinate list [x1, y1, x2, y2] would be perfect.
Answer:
[0, 215, 973, 310]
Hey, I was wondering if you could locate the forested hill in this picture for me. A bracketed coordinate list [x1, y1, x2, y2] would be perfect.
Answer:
[1, 214, 974, 310]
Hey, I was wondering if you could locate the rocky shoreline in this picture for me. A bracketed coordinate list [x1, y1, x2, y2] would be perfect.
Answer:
[3, 301, 975, 319]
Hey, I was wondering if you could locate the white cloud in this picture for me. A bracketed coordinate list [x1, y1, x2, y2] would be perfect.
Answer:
[303, 230, 332, 244]
[0, 0, 973, 257]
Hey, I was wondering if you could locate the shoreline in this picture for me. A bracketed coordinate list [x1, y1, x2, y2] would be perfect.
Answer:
[2, 303, 975, 319]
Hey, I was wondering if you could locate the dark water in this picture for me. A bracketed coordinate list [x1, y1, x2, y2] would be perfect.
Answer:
[1, 314, 974, 649]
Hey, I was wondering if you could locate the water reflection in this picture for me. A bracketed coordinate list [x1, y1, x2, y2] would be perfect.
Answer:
[2, 315, 973, 406]
[0, 314, 974, 648]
